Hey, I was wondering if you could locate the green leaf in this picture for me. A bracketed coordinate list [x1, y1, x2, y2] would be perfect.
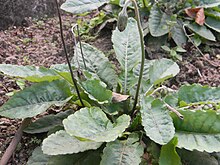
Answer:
[178, 84, 220, 104]
[118, 70, 138, 94]
[159, 137, 182, 165]
[24, 110, 73, 134]
[171, 110, 220, 152]
[48, 150, 101, 165]
[206, 17, 220, 33]
[60, 0, 108, 14]
[42, 130, 102, 155]
[81, 79, 112, 104]
[191, 0, 220, 8]
[0, 80, 72, 119]
[72, 42, 118, 89]
[177, 149, 218, 165]
[100, 134, 144, 165]
[171, 21, 187, 47]
[112, 18, 141, 92]
[141, 97, 175, 145]
[27, 147, 50, 165]
[149, 4, 170, 37]
[186, 23, 216, 41]
[0, 64, 59, 82]
[63, 107, 130, 142]
[149, 58, 180, 85]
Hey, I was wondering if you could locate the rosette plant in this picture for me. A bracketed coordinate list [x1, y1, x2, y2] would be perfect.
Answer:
[0, 0, 220, 164]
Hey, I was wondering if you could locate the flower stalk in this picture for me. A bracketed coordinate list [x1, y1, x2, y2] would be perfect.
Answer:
[118, 0, 145, 114]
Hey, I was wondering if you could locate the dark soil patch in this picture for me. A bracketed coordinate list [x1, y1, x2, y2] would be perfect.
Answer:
[0, 12, 220, 164]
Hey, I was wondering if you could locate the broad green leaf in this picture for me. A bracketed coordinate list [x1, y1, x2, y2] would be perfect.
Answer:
[178, 84, 220, 104]
[190, 0, 220, 8]
[206, 17, 220, 33]
[27, 147, 50, 165]
[24, 110, 73, 134]
[0, 80, 72, 119]
[72, 42, 118, 89]
[133, 59, 154, 80]
[171, 21, 187, 47]
[159, 137, 182, 165]
[63, 107, 130, 142]
[141, 97, 175, 145]
[28, 146, 102, 165]
[177, 149, 218, 165]
[206, 9, 220, 18]
[149, 58, 180, 85]
[149, 4, 170, 37]
[118, 70, 138, 94]
[60, 0, 108, 14]
[171, 110, 220, 152]
[42, 130, 102, 155]
[0, 64, 59, 82]
[112, 18, 141, 92]
[81, 79, 112, 104]
[48, 150, 101, 165]
[186, 23, 216, 41]
[100, 134, 144, 165]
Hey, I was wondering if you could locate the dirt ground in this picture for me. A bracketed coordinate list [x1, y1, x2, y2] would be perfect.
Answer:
[0, 13, 220, 164]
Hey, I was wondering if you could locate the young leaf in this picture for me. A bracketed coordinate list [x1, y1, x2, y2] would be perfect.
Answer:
[71, 42, 118, 89]
[159, 137, 182, 165]
[42, 130, 102, 155]
[171, 110, 220, 152]
[0, 64, 59, 82]
[141, 97, 175, 145]
[63, 107, 130, 142]
[100, 134, 144, 165]
[178, 84, 220, 104]
[24, 110, 73, 134]
[112, 18, 141, 92]
[186, 23, 216, 41]
[149, 4, 170, 37]
[149, 58, 180, 85]
[60, 0, 108, 14]
[0, 80, 72, 119]
[81, 79, 112, 104]
[206, 17, 220, 33]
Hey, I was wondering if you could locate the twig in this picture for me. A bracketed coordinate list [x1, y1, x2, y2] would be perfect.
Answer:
[164, 102, 184, 120]
[54, 0, 84, 107]
[182, 24, 204, 56]
[0, 118, 32, 165]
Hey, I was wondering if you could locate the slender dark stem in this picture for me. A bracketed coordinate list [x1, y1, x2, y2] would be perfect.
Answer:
[76, 25, 87, 70]
[131, 0, 145, 114]
[0, 118, 32, 165]
[55, 0, 84, 106]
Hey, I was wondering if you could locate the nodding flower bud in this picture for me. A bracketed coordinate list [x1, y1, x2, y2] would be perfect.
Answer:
[117, 8, 128, 32]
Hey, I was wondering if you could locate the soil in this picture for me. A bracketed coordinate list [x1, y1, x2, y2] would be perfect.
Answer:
[0, 12, 220, 165]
